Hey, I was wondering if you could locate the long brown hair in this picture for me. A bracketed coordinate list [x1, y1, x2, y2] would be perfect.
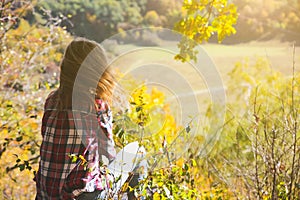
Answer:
[58, 37, 115, 110]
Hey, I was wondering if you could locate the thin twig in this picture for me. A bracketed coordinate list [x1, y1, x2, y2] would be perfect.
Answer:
[253, 86, 262, 198]
[288, 42, 298, 200]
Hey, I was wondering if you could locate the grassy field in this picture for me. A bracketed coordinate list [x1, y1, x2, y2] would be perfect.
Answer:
[108, 40, 300, 138]
[203, 40, 300, 79]
[110, 39, 300, 82]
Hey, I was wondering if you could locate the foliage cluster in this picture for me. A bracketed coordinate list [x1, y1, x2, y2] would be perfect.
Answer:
[113, 85, 234, 199]
[0, 1, 71, 198]
[31, 0, 182, 42]
[174, 0, 238, 61]
[230, 0, 300, 44]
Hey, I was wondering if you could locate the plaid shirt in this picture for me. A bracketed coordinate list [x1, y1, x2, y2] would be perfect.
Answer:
[35, 91, 116, 199]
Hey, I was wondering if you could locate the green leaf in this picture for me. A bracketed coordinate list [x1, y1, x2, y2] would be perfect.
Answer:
[136, 106, 142, 112]
[19, 164, 25, 171]
[183, 163, 189, 171]
[16, 136, 23, 142]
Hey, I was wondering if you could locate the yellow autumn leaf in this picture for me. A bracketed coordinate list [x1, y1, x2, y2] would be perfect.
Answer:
[151, 87, 164, 106]
[153, 192, 161, 200]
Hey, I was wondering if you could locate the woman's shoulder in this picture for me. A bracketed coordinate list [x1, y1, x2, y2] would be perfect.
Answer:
[44, 90, 59, 110]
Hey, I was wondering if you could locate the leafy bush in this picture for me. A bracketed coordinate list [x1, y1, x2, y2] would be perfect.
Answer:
[210, 57, 300, 199]
[112, 84, 234, 199]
